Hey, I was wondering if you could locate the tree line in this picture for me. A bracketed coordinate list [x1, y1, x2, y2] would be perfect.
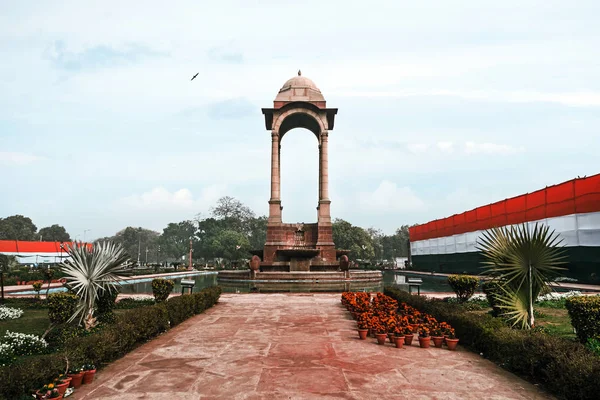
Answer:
[1, 196, 411, 266]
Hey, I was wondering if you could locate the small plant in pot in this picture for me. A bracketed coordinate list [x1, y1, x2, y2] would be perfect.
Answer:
[53, 374, 71, 396]
[430, 324, 444, 348]
[418, 326, 431, 348]
[372, 319, 388, 345]
[82, 363, 97, 384]
[444, 328, 459, 351]
[392, 326, 404, 348]
[68, 366, 85, 388]
[36, 384, 62, 399]
[402, 325, 414, 346]
[357, 312, 370, 340]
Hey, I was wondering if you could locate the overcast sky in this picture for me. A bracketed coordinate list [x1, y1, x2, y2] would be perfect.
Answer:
[1, 0, 599, 240]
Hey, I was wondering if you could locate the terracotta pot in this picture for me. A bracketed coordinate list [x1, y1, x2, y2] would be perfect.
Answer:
[394, 335, 404, 348]
[432, 336, 444, 348]
[375, 333, 387, 345]
[68, 372, 84, 388]
[36, 391, 63, 400]
[418, 336, 431, 348]
[446, 338, 459, 351]
[82, 369, 96, 384]
[404, 334, 414, 346]
[387, 333, 395, 343]
[358, 329, 368, 340]
[56, 381, 69, 396]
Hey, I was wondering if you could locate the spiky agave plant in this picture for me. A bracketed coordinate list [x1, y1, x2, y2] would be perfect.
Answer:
[477, 223, 566, 329]
[59, 241, 129, 330]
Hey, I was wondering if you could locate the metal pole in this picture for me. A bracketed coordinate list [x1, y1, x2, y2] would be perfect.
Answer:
[189, 239, 193, 269]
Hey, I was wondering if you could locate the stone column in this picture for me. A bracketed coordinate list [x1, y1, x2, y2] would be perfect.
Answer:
[318, 131, 331, 225]
[268, 131, 282, 223]
[320, 131, 330, 201]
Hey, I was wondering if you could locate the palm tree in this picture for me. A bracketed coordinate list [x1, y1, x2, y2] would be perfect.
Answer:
[477, 223, 566, 329]
[59, 241, 129, 330]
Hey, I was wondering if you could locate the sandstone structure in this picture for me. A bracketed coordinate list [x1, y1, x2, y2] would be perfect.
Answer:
[258, 71, 341, 272]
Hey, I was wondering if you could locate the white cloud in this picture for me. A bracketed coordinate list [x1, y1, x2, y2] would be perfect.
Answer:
[437, 141, 454, 153]
[464, 141, 525, 155]
[120, 186, 224, 211]
[0, 152, 44, 165]
[358, 181, 425, 213]
[406, 143, 430, 154]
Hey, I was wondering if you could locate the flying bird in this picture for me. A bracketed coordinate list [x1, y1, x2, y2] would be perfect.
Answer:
[191, 72, 199, 81]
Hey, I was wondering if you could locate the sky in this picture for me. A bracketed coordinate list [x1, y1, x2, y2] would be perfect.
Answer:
[1, 0, 599, 240]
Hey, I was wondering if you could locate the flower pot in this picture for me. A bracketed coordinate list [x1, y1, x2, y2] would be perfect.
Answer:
[387, 333, 395, 343]
[394, 336, 404, 348]
[68, 372, 84, 388]
[446, 338, 459, 351]
[375, 333, 387, 345]
[418, 336, 431, 348]
[358, 329, 368, 340]
[82, 369, 96, 384]
[404, 334, 414, 346]
[56, 381, 69, 396]
[432, 336, 444, 348]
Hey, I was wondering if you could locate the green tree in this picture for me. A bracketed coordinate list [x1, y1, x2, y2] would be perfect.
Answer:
[159, 221, 196, 261]
[38, 224, 71, 242]
[0, 215, 37, 240]
[208, 230, 250, 263]
[332, 219, 375, 261]
[248, 216, 267, 250]
[477, 223, 566, 329]
[96, 227, 159, 264]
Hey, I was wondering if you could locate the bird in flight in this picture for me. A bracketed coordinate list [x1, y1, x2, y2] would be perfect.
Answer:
[191, 72, 199, 81]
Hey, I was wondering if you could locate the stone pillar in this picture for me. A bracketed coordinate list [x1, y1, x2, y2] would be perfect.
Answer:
[268, 131, 282, 223]
[320, 131, 329, 201]
[318, 131, 331, 225]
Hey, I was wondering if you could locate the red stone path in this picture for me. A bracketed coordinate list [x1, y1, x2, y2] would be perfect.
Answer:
[75, 294, 551, 399]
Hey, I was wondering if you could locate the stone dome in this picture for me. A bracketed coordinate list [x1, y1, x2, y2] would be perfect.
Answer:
[274, 70, 326, 103]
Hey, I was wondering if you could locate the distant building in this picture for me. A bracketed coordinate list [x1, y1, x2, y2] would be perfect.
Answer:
[409, 174, 600, 283]
[0, 240, 92, 265]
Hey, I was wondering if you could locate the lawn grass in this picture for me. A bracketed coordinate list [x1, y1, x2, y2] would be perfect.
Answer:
[535, 306, 576, 339]
[0, 308, 50, 336]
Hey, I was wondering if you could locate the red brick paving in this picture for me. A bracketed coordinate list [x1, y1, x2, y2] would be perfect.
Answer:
[74, 293, 551, 399]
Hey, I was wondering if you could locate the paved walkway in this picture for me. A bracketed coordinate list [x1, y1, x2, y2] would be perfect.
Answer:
[75, 294, 551, 399]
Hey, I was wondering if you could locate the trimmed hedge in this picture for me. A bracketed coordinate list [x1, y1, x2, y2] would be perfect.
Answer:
[447, 275, 478, 302]
[47, 293, 78, 324]
[152, 278, 175, 303]
[565, 296, 600, 343]
[384, 287, 600, 400]
[0, 286, 222, 400]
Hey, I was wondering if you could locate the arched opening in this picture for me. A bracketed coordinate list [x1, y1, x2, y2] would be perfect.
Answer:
[280, 127, 319, 223]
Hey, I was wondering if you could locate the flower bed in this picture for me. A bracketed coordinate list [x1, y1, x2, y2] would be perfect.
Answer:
[342, 292, 458, 350]
[0, 286, 222, 400]
[0, 306, 24, 321]
[384, 287, 600, 400]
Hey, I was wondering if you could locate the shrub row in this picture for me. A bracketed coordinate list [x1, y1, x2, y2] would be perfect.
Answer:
[0, 286, 221, 400]
[565, 296, 600, 344]
[384, 287, 600, 400]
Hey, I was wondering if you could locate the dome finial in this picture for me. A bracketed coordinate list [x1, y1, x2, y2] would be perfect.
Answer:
[298, 69, 301, 76]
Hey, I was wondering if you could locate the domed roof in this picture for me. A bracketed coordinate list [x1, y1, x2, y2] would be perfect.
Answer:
[274, 70, 326, 104]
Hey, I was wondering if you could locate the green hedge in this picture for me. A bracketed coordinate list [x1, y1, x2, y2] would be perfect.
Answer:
[0, 286, 221, 400]
[47, 293, 78, 324]
[447, 275, 479, 302]
[565, 296, 600, 343]
[384, 287, 600, 400]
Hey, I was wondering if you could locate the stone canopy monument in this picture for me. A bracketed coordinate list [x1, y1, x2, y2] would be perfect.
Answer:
[256, 71, 341, 272]
[218, 72, 382, 290]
